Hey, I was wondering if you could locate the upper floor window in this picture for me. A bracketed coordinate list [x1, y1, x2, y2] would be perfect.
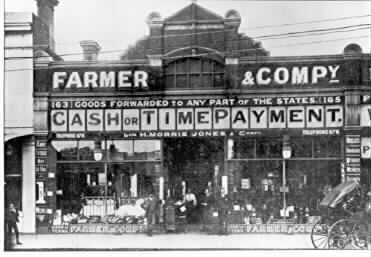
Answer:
[165, 57, 224, 89]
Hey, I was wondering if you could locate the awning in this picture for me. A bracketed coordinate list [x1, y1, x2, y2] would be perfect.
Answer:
[320, 180, 359, 208]
[4, 127, 33, 142]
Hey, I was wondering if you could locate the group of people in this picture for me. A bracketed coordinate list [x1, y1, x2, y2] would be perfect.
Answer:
[137, 187, 233, 236]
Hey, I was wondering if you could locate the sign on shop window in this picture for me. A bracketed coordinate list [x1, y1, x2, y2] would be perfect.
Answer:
[361, 138, 371, 159]
[36, 181, 46, 204]
[361, 105, 371, 127]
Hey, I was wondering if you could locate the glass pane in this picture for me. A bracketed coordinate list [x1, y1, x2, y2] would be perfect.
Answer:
[327, 137, 341, 157]
[256, 138, 282, 158]
[165, 63, 175, 74]
[291, 138, 312, 158]
[202, 74, 212, 88]
[111, 163, 133, 198]
[165, 75, 175, 89]
[215, 63, 224, 73]
[135, 162, 160, 197]
[202, 60, 211, 72]
[78, 141, 95, 160]
[190, 74, 201, 88]
[176, 59, 187, 73]
[231, 139, 255, 159]
[313, 137, 328, 158]
[176, 75, 187, 88]
[189, 59, 201, 73]
[51, 141, 78, 160]
[134, 140, 161, 160]
[109, 140, 133, 161]
[213, 73, 224, 87]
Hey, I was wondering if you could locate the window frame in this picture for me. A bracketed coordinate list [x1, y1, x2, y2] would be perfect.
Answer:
[164, 57, 225, 89]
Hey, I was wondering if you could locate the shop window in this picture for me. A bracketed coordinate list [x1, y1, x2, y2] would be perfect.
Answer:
[51, 141, 78, 160]
[326, 137, 342, 157]
[230, 138, 255, 159]
[256, 138, 282, 158]
[291, 138, 312, 158]
[286, 160, 342, 211]
[134, 140, 161, 160]
[108, 140, 161, 161]
[109, 140, 134, 161]
[78, 141, 95, 160]
[313, 137, 342, 158]
[164, 57, 224, 89]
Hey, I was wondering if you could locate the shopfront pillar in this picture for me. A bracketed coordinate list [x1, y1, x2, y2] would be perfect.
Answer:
[21, 136, 36, 233]
[344, 91, 362, 181]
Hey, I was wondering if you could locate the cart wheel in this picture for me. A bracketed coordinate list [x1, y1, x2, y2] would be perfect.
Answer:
[350, 223, 369, 250]
[328, 219, 356, 249]
[311, 219, 330, 249]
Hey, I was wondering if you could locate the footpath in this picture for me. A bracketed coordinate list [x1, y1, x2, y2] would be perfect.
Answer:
[8, 233, 314, 250]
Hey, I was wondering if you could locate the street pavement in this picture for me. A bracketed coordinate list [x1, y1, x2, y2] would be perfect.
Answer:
[9, 233, 315, 250]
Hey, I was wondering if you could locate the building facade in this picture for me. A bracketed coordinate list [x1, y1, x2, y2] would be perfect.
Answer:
[4, 0, 60, 233]
[15, 3, 371, 233]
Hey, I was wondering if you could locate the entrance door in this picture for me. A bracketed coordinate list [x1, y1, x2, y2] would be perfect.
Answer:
[164, 138, 224, 223]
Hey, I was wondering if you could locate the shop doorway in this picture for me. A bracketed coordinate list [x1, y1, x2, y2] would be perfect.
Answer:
[164, 138, 224, 224]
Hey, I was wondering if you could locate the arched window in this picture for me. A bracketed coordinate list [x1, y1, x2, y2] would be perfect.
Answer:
[164, 57, 224, 89]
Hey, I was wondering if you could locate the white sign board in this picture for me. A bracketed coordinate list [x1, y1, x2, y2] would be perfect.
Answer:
[361, 137, 371, 159]
[361, 105, 371, 127]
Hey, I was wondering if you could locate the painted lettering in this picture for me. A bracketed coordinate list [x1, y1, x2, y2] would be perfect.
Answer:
[53, 72, 67, 89]
[291, 67, 308, 84]
[256, 67, 271, 85]
[312, 66, 327, 83]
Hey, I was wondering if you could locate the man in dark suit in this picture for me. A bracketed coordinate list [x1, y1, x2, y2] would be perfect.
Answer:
[217, 189, 231, 235]
[144, 193, 159, 236]
[6, 203, 22, 245]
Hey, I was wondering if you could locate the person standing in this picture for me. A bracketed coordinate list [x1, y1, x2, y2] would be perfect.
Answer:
[200, 188, 214, 232]
[144, 193, 159, 236]
[6, 203, 22, 245]
[184, 188, 197, 224]
[217, 189, 231, 235]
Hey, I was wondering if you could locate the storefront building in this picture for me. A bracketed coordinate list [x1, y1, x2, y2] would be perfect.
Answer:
[4, 0, 60, 233]
[32, 3, 371, 233]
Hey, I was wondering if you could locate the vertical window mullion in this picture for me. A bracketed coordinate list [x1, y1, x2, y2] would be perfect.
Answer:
[187, 59, 190, 88]
[174, 61, 177, 89]
[200, 59, 203, 88]
[211, 61, 214, 87]
[254, 138, 257, 158]
[77, 140, 80, 160]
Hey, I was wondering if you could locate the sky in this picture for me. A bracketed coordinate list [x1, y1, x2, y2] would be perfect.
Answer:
[4, 0, 371, 60]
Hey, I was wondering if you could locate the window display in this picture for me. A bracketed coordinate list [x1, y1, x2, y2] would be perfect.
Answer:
[227, 136, 342, 224]
[50, 139, 162, 227]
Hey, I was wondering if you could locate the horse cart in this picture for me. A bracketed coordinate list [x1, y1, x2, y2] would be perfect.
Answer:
[310, 180, 370, 249]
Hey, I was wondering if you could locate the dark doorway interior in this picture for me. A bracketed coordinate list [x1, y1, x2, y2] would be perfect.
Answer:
[163, 137, 224, 223]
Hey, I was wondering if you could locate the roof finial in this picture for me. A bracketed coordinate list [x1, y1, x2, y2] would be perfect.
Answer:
[191, 0, 197, 3]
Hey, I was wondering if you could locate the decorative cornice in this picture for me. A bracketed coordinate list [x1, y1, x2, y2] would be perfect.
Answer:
[240, 53, 371, 64]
